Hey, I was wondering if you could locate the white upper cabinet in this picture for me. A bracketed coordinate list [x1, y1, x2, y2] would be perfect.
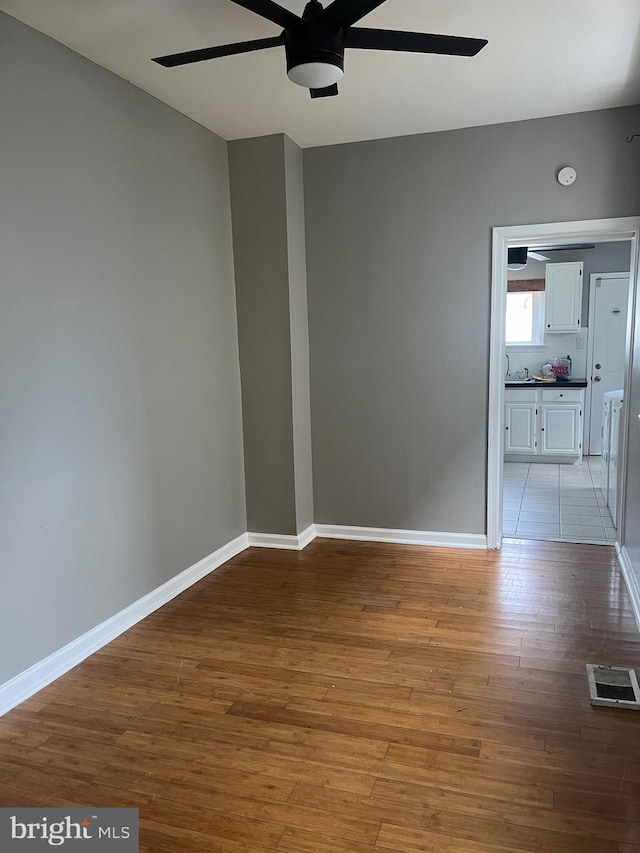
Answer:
[545, 262, 583, 332]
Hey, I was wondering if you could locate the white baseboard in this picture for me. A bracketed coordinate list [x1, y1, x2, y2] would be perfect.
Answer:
[0, 532, 249, 718]
[297, 524, 317, 549]
[248, 524, 316, 551]
[616, 543, 640, 632]
[314, 524, 487, 550]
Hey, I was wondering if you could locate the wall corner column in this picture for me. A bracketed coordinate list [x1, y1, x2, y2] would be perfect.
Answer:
[229, 134, 314, 536]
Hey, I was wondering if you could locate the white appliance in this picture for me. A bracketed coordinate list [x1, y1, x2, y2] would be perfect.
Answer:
[601, 393, 612, 495]
[602, 390, 623, 526]
[608, 393, 623, 525]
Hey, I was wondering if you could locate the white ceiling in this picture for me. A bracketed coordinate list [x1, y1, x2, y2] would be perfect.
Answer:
[2, 0, 640, 148]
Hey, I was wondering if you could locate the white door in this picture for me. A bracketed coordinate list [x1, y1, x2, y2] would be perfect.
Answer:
[588, 274, 630, 454]
[505, 403, 537, 453]
[540, 405, 581, 455]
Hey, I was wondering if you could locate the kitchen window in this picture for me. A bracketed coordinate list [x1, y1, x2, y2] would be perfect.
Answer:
[506, 283, 545, 347]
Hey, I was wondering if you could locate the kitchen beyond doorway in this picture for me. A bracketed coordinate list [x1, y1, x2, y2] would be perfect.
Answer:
[503, 458, 616, 544]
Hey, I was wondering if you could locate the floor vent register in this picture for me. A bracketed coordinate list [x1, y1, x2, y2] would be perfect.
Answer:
[586, 664, 640, 710]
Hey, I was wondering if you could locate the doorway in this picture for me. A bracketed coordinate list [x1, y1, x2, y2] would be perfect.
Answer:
[488, 217, 640, 551]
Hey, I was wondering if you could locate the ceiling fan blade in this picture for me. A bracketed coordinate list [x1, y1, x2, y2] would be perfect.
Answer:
[346, 28, 488, 56]
[152, 35, 284, 67]
[228, 0, 300, 30]
[528, 251, 550, 262]
[310, 83, 339, 98]
[319, 0, 388, 28]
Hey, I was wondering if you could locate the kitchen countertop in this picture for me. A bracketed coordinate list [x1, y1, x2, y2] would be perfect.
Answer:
[505, 378, 588, 388]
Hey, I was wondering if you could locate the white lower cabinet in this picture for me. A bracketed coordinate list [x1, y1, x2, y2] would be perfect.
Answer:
[540, 404, 582, 455]
[505, 403, 537, 454]
[505, 388, 583, 460]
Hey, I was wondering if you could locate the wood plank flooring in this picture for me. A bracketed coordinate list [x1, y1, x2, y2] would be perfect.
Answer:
[1, 538, 640, 852]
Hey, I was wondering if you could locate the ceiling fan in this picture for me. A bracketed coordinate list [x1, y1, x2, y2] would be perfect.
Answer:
[507, 244, 595, 269]
[508, 248, 550, 268]
[152, 0, 488, 98]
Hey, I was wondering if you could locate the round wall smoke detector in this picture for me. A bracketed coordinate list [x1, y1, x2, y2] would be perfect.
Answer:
[557, 166, 577, 186]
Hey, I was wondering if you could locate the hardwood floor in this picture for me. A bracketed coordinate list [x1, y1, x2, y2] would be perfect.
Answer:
[1, 538, 640, 852]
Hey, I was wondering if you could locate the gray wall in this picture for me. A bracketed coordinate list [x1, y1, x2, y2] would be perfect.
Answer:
[0, 13, 246, 684]
[284, 137, 314, 535]
[304, 105, 640, 533]
[229, 136, 296, 535]
[229, 134, 313, 536]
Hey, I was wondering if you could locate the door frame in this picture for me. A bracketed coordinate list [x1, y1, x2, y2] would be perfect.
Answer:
[488, 216, 640, 550]
[584, 271, 632, 455]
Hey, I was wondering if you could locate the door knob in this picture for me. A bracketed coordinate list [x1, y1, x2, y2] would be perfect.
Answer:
[595, 363, 602, 369]
[594, 376, 602, 382]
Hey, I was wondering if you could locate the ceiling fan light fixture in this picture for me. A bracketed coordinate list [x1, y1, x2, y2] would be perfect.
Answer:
[287, 60, 344, 89]
[507, 247, 528, 271]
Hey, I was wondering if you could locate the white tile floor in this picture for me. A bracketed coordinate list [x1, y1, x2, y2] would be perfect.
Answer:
[503, 457, 617, 545]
